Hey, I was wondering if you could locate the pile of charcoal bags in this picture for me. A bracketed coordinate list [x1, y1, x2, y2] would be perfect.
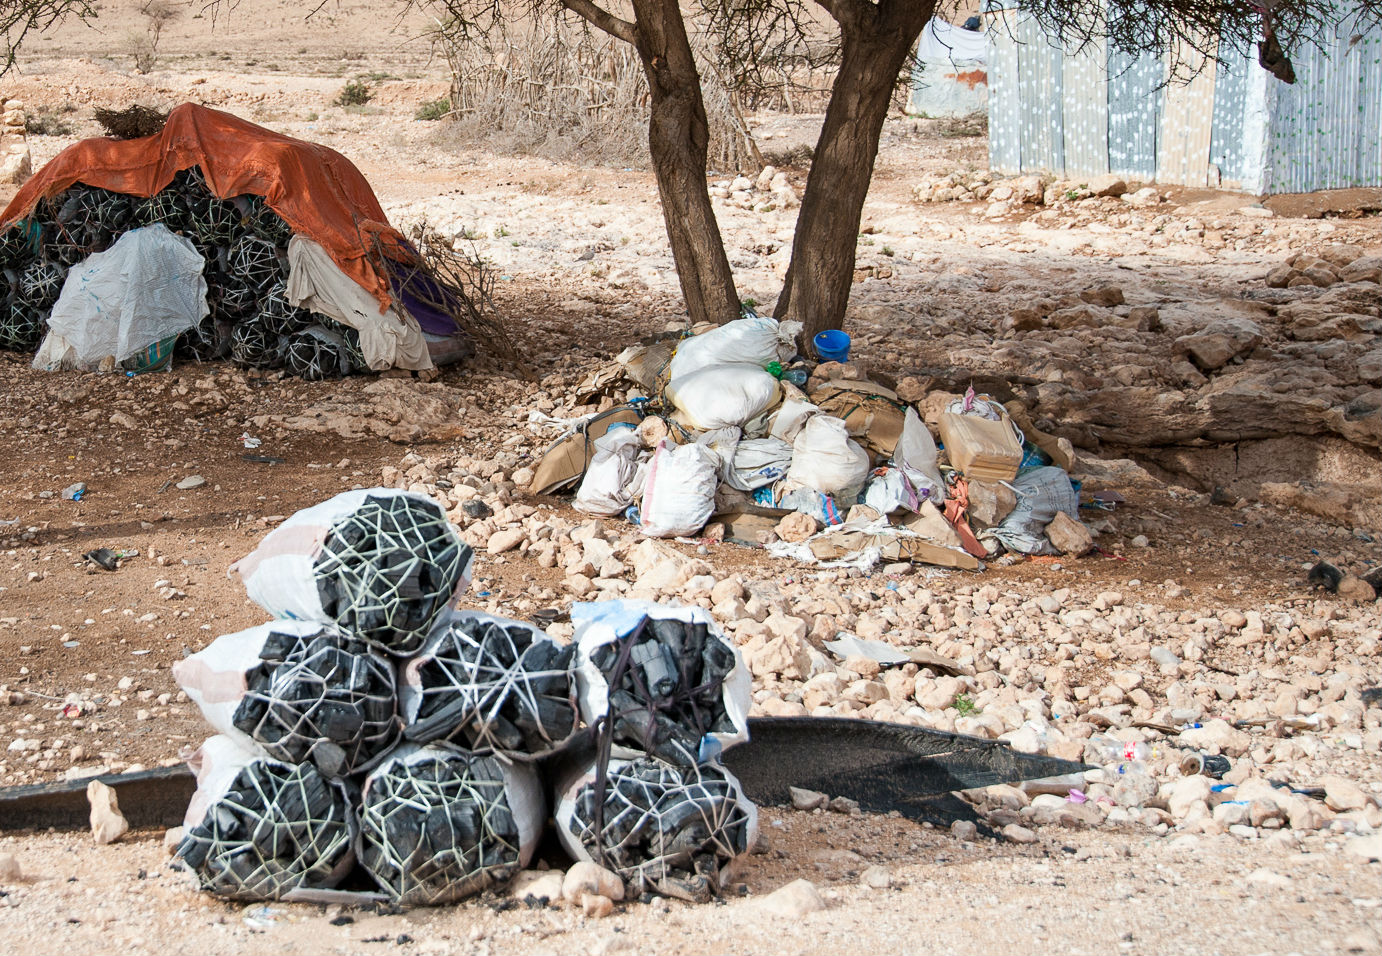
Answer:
[172, 488, 755, 906]
[0, 167, 372, 378]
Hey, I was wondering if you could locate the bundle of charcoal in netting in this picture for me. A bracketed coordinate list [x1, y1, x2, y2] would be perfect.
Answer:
[178, 736, 356, 901]
[577, 608, 749, 765]
[358, 745, 543, 905]
[174, 621, 399, 778]
[401, 612, 578, 755]
[555, 755, 756, 900]
[0, 167, 367, 376]
[232, 489, 474, 657]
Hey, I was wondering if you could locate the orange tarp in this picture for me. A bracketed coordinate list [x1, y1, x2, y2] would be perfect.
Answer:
[0, 103, 410, 311]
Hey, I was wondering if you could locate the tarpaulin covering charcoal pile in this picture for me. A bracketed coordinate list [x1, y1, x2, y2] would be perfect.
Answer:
[0, 104, 493, 375]
[533, 313, 1095, 569]
[400, 611, 579, 756]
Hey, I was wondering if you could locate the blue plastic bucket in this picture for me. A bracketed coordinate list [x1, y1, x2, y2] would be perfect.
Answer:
[813, 329, 851, 362]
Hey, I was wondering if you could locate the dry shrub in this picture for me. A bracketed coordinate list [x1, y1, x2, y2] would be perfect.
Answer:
[93, 104, 168, 139]
[428, 14, 759, 171]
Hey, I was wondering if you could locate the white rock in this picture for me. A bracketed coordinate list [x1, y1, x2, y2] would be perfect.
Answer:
[0, 852, 21, 881]
[1246, 868, 1290, 888]
[562, 861, 625, 903]
[1164, 775, 1213, 820]
[511, 869, 565, 902]
[175, 475, 206, 490]
[1345, 834, 1382, 861]
[755, 879, 825, 918]
[1002, 823, 1038, 844]
[87, 779, 129, 845]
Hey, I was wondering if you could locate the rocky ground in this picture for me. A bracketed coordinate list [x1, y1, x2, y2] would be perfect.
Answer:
[0, 7, 1380, 953]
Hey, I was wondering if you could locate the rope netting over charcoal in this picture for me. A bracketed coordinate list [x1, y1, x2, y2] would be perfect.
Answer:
[404, 613, 579, 756]
[177, 759, 355, 901]
[358, 747, 538, 905]
[232, 627, 399, 777]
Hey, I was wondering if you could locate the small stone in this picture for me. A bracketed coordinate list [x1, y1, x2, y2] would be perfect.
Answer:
[775, 512, 819, 544]
[1001, 823, 1037, 844]
[0, 852, 21, 882]
[486, 527, 526, 555]
[163, 826, 185, 855]
[950, 819, 978, 841]
[87, 779, 129, 844]
[1220, 609, 1248, 629]
[1335, 573, 1376, 603]
[61, 482, 87, 500]
[1130, 534, 1149, 548]
[510, 869, 565, 903]
[175, 475, 206, 491]
[828, 795, 860, 815]
[755, 879, 825, 918]
[1045, 512, 1094, 555]
[511, 466, 535, 488]
[1246, 868, 1289, 888]
[1345, 834, 1382, 862]
[581, 893, 614, 918]
[860, 865, 892, 889]
[462, 500, 493, 519]
[1321, 776, 1369, 812]
[562, 861, 624, 903]
[790, 786, 828, 811]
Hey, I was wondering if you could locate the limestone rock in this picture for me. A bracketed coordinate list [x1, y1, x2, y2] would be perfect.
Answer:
[775, 512, 819, 544]
[755, 879, 825, 918]
[486, 527, 526, 554]
[0, 852, 21, 882]
[1175, 318, 1263, 372]
[562, 861, 625, 903]
[87, 779, 129, 845]
[511, 869, 565, 902]
[1087, 174, 1127, 198]
[1045, 512, 1094, 555]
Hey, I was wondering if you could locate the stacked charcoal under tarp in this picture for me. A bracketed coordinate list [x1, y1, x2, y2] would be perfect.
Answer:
[0, 167, 368, 378]
[172, 487, 756, 905]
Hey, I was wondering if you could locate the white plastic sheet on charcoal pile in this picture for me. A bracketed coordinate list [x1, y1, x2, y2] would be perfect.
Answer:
[33, 224, 208, 370]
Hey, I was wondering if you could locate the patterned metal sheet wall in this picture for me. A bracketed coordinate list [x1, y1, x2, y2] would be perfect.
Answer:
[1263, 17, 1382, 193]
[985, 7, 1382, 193]
[1106, 50, 1161, 181]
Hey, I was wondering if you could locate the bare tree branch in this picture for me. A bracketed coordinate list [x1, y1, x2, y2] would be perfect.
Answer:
[1, 0, 97, 73]
[560, 0, 636, 43]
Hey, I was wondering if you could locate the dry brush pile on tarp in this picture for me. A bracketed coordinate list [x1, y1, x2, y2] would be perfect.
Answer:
[171, 487, 756, 905]
[0, 104, 495, 378]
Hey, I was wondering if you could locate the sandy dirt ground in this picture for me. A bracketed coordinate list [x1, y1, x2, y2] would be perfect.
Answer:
[0, 4, 1380, 954]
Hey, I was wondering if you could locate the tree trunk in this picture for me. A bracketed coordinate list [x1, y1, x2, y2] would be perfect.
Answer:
[776, 0, 932, 343]
[630, 0, 742, 327]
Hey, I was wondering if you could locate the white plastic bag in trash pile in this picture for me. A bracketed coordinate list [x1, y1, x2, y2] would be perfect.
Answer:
[665, 363, 781, 430]
[638, 440, 717, 537]
[894, 408, 945, 504]
[38, 224, 208, 369]
[786, 414, 870, 504]
[574, 426, 645, 516]
[726, 437, 793, 491]
[666, 315, 801, 381]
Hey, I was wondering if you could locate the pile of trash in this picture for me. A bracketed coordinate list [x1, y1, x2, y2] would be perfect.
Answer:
[0, 104, 479, 378]
[532, 313, 1096, 571]
[172, 488, 756, 905]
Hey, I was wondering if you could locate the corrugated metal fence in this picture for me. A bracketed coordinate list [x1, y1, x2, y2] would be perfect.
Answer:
[987, 6, 1382, 193]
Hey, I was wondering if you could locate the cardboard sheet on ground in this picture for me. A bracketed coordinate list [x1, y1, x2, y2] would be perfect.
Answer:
[807, 527, 981, 570]
[530, 407, 644, 495]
